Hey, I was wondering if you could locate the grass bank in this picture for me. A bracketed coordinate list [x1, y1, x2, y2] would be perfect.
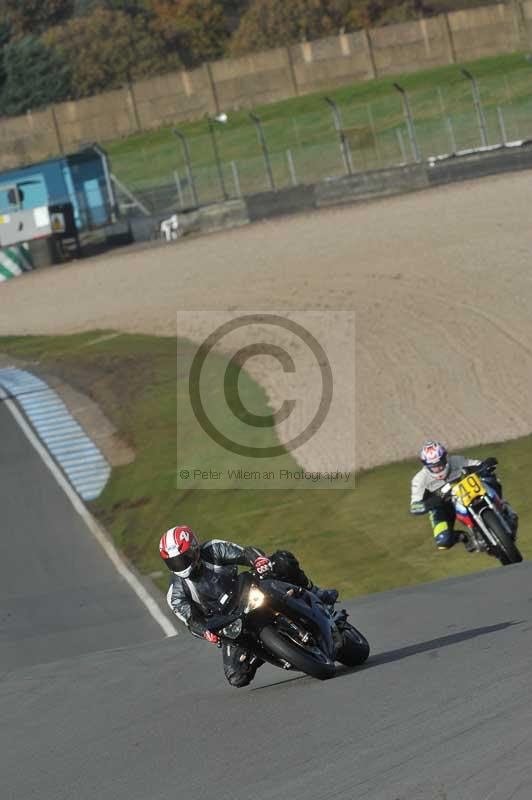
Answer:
[1, 332, 530, 599]
[106, 52, 532, 199]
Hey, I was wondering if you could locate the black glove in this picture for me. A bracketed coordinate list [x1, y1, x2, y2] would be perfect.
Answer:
[423, 492, 444, 511]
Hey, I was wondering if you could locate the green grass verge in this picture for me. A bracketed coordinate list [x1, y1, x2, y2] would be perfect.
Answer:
[2, 332, 530, 599]
[106, 52, 532, 198]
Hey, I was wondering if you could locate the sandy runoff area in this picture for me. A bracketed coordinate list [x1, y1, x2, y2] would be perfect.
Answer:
[1, 171, 532, 473]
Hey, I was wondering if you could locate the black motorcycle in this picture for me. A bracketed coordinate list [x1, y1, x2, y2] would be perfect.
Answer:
[205, 570, 369, 681]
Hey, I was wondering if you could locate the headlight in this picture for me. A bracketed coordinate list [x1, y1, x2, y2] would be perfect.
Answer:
[245, 587, 265, 613]
[222, 619, 243, 640]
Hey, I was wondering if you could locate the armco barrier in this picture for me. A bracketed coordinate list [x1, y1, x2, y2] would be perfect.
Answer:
[0, 243, 33, 282]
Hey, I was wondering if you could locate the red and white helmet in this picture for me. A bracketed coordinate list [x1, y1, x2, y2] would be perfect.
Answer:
[420, 440, 449, 480]
[159, 526, 200, 577]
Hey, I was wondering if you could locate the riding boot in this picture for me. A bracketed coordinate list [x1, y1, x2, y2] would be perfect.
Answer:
[222, 644, 263, 688]
[270, 550, 339, 606]
[308, 582, 339, 607]
[457, 530, 476, 553]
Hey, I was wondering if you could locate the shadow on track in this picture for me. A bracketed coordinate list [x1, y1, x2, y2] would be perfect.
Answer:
[338, 620, 522, 678]
[249, 622, 522, 690]
[252, 674, 309, 691]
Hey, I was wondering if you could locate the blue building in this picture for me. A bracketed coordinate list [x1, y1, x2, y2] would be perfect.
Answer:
[0, 146, 116, 231]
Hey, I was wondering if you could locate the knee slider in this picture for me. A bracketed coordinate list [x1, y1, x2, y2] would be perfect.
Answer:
[226, 671, 252, 688]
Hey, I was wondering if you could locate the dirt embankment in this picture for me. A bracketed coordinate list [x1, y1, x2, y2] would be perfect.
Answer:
[1, 171, 532, 471]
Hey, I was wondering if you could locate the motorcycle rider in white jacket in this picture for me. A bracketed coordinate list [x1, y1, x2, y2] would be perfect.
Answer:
[159, 526, 338, 687]
[410, 441, 516, 550]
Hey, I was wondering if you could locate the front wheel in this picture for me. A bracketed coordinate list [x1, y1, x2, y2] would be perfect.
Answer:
[482, 509, 523, 565]
[260, 625, 335, 680]
[336, 624, 370, 667]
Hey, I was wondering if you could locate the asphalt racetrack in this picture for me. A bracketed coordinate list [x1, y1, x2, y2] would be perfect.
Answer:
[0, 402, 163, 673]
[2, 394, 532, 800]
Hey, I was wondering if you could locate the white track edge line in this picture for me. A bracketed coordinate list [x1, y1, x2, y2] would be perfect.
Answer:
[0, 386, 177, 638]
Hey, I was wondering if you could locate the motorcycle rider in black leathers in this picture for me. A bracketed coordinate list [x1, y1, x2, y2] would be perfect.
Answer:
[159, 525, 339, 687]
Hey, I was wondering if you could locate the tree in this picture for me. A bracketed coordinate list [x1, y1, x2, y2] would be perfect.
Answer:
[0, 36, 71, 115]
[151, 0, 230, 67]
[230, 0, 355, 54]
[343, 0, 388, 28]
[0, 0, 74, 37]
[44, 7, 180, 98]
[214, 0, 251, 33]
[100, 0, 152, 13]
[0, 21, 11, 90]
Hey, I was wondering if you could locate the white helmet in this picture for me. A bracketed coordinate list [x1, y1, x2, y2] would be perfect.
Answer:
[420, 440, 450, 480]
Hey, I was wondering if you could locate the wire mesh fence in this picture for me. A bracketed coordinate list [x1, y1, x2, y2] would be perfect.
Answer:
[108, 67, 532, 217]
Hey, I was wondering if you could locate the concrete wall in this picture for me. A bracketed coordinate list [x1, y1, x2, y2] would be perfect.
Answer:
[53, 88, 138, 152]
[132, 66, 217, 129]
[314, 162, 430, 207]
[523, 0, 532, 51]
[210, 48, 298, 109]
[1, 1, 531, 170]
[0, 108, 60, 169]
[172, 142, 532, 234]
[369, 16, 455, 75]
[448, 3, 519, 60]
[290, 31, 377, 93]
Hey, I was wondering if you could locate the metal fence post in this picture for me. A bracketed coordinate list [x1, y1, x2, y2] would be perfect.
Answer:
[206, 115, 229, 201]
[461, 68, 488, 148]
[173, 170, 184, 207]
[445, 117, 457, 154]
[497, 107, 508, 145]
[367, 104, 382, 168]
[436, 87, 456, 155]
[324, 96, 352, 176]
[172, 128, 199, 207]
[231, 161, 242, 197]
[393, 83, 421, 162]
[286, 149, 298, 186]
[395, 129, 407, 163]
[249, 112, 275, 191]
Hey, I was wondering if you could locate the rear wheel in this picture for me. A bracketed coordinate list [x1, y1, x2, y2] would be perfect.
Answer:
[336, 624, 370, 667]
[482, 509, 523, 565]
[260, 625, 335, 680]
